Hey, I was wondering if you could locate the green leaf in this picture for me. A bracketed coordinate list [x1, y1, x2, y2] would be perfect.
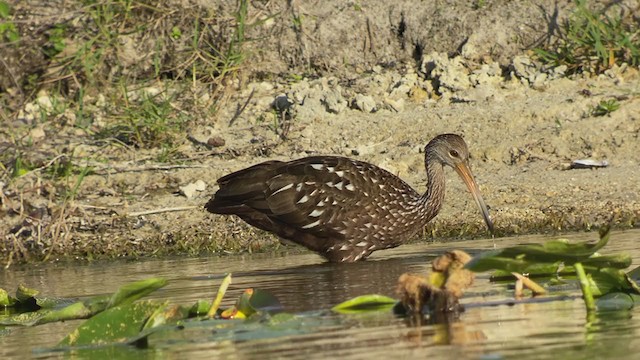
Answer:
[511, 226, 610, 262]
[0, 2, 10, 18]
[35, 296, 76, 309]
[490, 261, 563, 279]
[171, 26, 182, 39]
[142, 303, 189, 330]
[16, 284, 39, 302]
[107, 278, 167, 308]
[5, 26, 18, 42]
[582, 254, 631, 269]
[467, 227, 613, 273]
[188, 299, 212, 316]
[0, 288, 16, 307]
[0, 301, 94, 326]
[59, 300, 164, 347]
[596, 292, 635, 311]
[207, 273, 231, 317]
[0, 278, 167, 327]
[626, 266, 640, 282]
[331, 295, 397, 314]
[234, 289, 259, 318]
[37, 302, 92, 325]
[586, 267, 639, 297]
[0, 310, 48, 326]
[247, 289, 283, 314]
[465, 251, 553, 274]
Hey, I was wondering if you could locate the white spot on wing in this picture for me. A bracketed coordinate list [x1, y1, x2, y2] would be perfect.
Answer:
[309, 209, 324, 217]
[356, 241, 368, 247]
[335, 170, 345, 177]
[339, 244, 349, 251]
[335, 181, 344, 190]
[296, 183, 303, 192]
[311, 164, 324, 170]
[302, 220, 321, 229]
[345, 183, 355, 191]
[272, 183, 293, 195]
[326, 166, 335, 173]
[297, 195, 310, 204]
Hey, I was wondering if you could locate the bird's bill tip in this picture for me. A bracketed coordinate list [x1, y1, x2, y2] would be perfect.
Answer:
[454, 162, 494, 234]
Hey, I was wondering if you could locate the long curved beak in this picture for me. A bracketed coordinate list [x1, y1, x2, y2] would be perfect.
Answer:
[454, 162, 494, 234]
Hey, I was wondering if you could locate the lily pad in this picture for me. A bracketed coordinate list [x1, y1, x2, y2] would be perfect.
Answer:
[221, 288, 284, 319]
[465, 252, 562, 274]
[0, 288, 15, 307]
[107, 277, 167, 308]
[489, 227, 610, 265]
[596, 293, 636, 311]
[59, 300, 165, 347]
[331, 294, 397, 314]
[582, 254, 632, 269]
[188, 299, 212, 316]
[0, 278, 168, 326]
[16, 284, 39, 302]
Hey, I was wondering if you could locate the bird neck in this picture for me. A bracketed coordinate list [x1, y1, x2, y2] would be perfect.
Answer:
[420, 159, 445, 221]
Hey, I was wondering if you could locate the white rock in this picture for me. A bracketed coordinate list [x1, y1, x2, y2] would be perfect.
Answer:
[353, 94, 376, 113]
[384, 97, 404, 112]
[179, 180, 207, 199]
[512, 55, 537, 82]
[322, 88, 347, 114]
[420, 52, 471, 92]
[29, 126, 46, 142]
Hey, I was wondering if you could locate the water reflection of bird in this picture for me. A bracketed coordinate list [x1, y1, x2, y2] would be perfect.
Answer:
[206, 134, 494, 262]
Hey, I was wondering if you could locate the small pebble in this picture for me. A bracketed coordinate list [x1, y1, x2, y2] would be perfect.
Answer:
[179, 180, 207, 199]
[569, 159, 609, 170]
[207, 136, 226, 147]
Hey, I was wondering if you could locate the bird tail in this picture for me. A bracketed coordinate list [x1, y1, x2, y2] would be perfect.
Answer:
[204, 160, 283, 214]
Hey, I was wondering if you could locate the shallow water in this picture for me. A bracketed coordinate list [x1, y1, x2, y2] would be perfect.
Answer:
[2, 230, 640, 359]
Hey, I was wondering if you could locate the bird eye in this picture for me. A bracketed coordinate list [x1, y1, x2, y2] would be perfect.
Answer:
[449, 149, 459, 158]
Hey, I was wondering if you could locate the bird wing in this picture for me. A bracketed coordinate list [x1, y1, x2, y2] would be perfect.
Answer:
[207, 156, 421, 242]
[262, 156, 407, 238]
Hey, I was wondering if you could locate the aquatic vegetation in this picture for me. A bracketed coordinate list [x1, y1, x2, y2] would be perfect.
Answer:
[2, 227, 639, 356]
[466, 226, 640, 311]
[331, 294, 396, 314]
[394, 250, 475, 314]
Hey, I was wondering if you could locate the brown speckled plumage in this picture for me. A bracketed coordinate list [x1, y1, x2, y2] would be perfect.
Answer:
[205, 134, 493, 262]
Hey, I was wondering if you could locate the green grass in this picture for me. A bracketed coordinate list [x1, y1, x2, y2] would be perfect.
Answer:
[592, 98, 620, 116]
[0, 1, 19, 42]
[95, 84, 188, 149]
[1, 0, 259, 152]
[2, 0, 255, 138]
[534, 0, 640, 74]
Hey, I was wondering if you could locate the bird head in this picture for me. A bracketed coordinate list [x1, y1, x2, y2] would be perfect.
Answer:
[425, 134, 494, 233]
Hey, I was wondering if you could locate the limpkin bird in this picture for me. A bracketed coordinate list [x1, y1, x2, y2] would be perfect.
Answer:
[205, 134, 493, 262]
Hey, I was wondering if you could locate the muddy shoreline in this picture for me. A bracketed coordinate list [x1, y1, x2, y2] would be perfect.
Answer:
[2, 1, 639, 266]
